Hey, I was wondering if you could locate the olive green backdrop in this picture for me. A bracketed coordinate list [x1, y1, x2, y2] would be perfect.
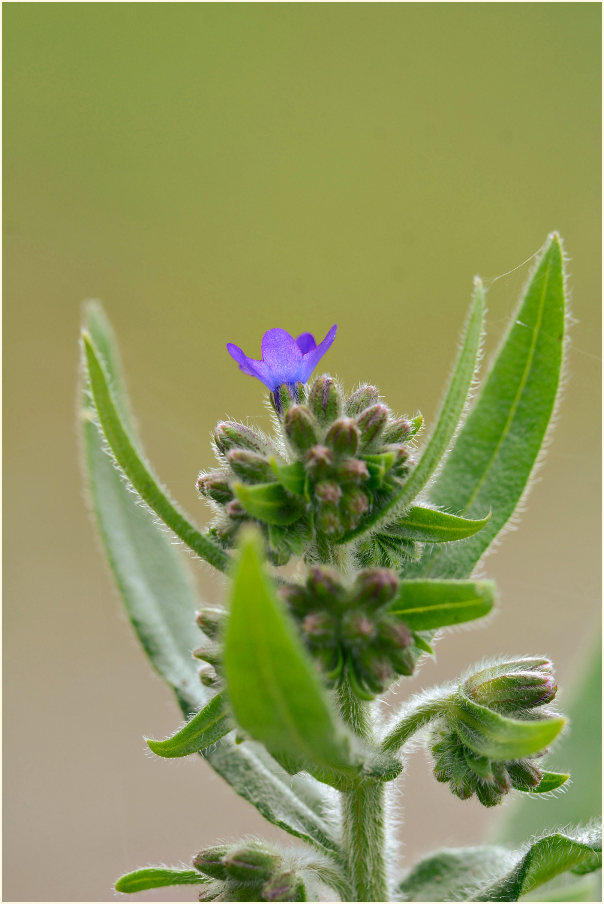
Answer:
[3, 4, 601, 902]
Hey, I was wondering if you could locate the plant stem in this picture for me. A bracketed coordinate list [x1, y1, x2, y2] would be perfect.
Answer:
[342, 778, 388, 902]
[337, 679, 388, 901]
[381, 690, 454, 753]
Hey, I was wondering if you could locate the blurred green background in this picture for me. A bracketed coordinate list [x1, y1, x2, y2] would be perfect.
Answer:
[3, 4, 601, 901]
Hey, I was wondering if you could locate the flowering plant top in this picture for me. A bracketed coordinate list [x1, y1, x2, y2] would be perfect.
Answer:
[227, 325, 337, 392]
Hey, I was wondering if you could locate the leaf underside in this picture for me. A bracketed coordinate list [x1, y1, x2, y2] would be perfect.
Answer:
[397, 824, 601, 902]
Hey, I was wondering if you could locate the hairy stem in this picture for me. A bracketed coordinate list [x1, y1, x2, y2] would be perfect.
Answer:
[337, 679, 388, 901]
[342, 778, 388, 901]
[381, 690, 453, 753]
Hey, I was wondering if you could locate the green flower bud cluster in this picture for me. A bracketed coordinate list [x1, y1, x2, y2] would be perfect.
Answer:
[193, 844, 306, 902]
[197, 375, 421, 564]
[193, 607, 226, 686]
[280, 566, 420, 699]
[430, 659, 559, 807]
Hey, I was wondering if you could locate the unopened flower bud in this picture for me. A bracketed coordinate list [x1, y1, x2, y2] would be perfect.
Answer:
[491, 761, 511, 794]
[227, 500, 247, 521]
[278, 583, 312, 615]
[346, 384, 380, 417]
[356, 649, 395, 694]
[193, 641, 221, 666]
[325, 418, 360, 457]
[224, 847, 280, 884]
[378, 615, 413, 651]
[193, 846, 230, 879]
[197, 472, 233, 504]
[198, 663, 220, 687]
[315, 480, 342, 503]
[227, 449, 273, 483]
[336, 457, 370, 483]
[270, 381, 304, 416]
[306, 566, 341, 601]
[340, 487, 369, 530]
[284, 405, 320, 453]
[214, 422, 269, 456]
[317, 504, 344, 536]
[308, 375, 342, 425]
[388, 644, 416, 676]
[507, 759, 543, 791]
[304, 444, 333, 477]
[316, 644, 344, 682]
[356, 404, 389, 447]
[196, 607, 226, 639]
[302, 611, 336, 643]
[214, 521, 240, 544]
[262, 871, 306, 902]
[353, 569, 399, 610]
[464, 661, 557, 710]
[341, 610, 377, 645]
[382, 417, 412, 444]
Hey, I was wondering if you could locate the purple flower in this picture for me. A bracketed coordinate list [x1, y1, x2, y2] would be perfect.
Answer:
[227, 325, 337, 392]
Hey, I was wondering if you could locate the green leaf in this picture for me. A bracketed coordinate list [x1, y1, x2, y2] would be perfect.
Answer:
[224, 530, 360, 782]
[270, 459, 307, 495]
[80, 303, 206, 710]
[389, 579, 495, 630]
[115, 867, 207, 893]
[452, 696, 566, 760]
[82, 330, 232, 574]
[233, 481, 304, 525]
[530, 771, 570, 793]
[363, 451, 397, 488]
[397, 845, 517, 902]
[203, 739, 342, 858]
[479, 825, 602, 901]
[390, 505, 491, 543]
[80, 304, 340, 858]
[396, 827, 602, 902]
[408, 233, 565, 580]
[524, 873, 602, 902]
[147, 692, 232, 758]
[341, 277, 485, 541]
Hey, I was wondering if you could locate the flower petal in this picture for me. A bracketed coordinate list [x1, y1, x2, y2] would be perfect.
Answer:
[261, 328, 304, 386]
[299, 324, 338, 382]
[227, 343, 273, 388]
[296, 332, 317, 355]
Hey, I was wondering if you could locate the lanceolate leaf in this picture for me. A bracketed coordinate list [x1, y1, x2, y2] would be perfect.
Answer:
[80, 303, 206, 710]
[115, 868, 207, 893]
[452, 696, 566, 760]
[531, 771, 570, 793]
[396, 826, 602, 902]
[82, 332, 232, 574]
[389, 579, 495, 630]
[407, 233, 565, 580]
[80, 304, 340, 857]
[479, 825, 602, 901]
[224, 531, 360, 782]
[396, 845, 517, 902]
[340, 277, 485, 541]
[147, 692, 232, 758]
[390, 506, 491, 543]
